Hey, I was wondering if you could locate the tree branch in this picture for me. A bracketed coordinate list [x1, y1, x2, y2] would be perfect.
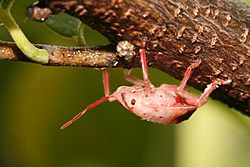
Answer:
[0, 40, 137, 67]
[2, 0, 250, 114]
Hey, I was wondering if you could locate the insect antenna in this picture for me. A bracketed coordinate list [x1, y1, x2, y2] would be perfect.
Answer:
[60, 96, 111, 129]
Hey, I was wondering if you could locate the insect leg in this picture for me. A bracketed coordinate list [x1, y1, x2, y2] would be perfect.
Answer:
[103, 69, 110, 97]
[121, 92, 133, 111]
[60, 95, 111, 129]
[178, 59, 201, 90]
[197, 79, 231, 106]
[124, 69, 145, 85]
[139, 40, 153, 89]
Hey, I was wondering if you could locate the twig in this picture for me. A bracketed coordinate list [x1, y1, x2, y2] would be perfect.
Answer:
[0, 40, 138, 68]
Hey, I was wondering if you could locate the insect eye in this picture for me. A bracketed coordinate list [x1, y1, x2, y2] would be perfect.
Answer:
[131, 99, 136, 105]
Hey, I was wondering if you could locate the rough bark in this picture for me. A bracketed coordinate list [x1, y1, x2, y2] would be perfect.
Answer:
[32, 0, 250, 115]
[3, 0, 250, 114]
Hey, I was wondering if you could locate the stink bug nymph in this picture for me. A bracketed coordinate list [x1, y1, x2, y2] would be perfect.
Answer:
[60, 40, 231, 129]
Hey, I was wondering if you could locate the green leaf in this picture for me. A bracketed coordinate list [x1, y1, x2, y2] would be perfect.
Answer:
[45, 13, 81, 37]
[45, 13, 87, 45]
[0, 0, 14, 10]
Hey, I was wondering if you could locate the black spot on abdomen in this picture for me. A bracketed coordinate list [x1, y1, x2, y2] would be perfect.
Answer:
[131, 99, 136, 105]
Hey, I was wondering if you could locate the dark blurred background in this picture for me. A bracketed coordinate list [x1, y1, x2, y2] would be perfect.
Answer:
[0, 0, 250, 167]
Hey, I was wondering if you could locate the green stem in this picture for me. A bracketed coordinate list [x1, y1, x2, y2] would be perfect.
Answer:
[0, 5, 49, 64]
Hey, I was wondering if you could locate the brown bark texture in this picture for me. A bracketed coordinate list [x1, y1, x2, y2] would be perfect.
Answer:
[4, 0, 250, 114]
[0, 0, 247, 116]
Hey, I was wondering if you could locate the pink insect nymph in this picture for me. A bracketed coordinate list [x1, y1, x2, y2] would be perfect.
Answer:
[60, 40, 231, 129]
